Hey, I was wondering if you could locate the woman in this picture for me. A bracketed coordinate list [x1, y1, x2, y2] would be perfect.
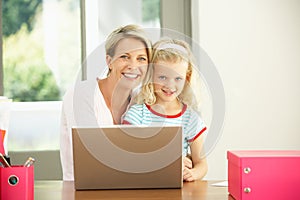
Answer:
[60, 25, 152, 181]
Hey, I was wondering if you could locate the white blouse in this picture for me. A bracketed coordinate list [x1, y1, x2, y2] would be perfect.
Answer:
[60, 80, 113, 181]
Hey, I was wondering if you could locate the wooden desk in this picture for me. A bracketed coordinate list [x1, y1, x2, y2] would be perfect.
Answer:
[35, 181, 234, 200]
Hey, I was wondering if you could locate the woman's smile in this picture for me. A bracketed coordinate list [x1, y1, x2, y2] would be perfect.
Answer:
[122, 72, 141, 79]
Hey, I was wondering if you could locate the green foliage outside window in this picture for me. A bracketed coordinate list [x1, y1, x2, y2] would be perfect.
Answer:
[142, 0, 160, 22]
[2, 0, 60, 101]
[3, 25, 60, 101]
[2, 0, 42, 37]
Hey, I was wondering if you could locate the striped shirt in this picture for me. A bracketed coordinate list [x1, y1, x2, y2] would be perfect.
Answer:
[123, 103, 207, 156]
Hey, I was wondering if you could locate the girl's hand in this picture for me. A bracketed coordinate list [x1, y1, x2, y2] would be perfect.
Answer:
[183, 167, 196, 182]
[183, 156, 195, 181]
[183, 156, 192, 169]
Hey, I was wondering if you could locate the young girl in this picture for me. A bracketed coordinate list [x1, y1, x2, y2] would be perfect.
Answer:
[122, 39, 208, 181]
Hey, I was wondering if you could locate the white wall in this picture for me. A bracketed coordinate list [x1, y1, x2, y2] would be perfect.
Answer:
[194, 0, 300, 180]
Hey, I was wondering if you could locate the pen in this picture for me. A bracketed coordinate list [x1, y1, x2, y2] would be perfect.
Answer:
[0, 152, 11, 167]
[0, 129, 6, 155]
[23, 157, 35, 167]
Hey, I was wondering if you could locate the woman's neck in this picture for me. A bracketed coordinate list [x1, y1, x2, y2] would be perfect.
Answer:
[98, 78, 131, 124]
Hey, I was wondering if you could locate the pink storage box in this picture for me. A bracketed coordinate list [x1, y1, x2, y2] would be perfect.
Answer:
[0, 165, 34, 200]
[227, 150, 300, 200]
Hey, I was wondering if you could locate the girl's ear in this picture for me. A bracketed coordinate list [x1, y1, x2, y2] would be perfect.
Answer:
[186, 71, 192, 82]
[186, 64, 193, 82]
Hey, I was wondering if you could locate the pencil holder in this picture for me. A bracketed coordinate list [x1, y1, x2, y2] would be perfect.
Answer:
[0, 165, 34, 200]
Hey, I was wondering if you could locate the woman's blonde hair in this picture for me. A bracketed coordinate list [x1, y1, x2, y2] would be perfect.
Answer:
[135, 38, 201, 111]
[105, 24, 152, 76]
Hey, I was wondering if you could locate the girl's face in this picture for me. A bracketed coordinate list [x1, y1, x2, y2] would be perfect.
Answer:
[106, 38, 148, 90]
[153, 60, 188, 104]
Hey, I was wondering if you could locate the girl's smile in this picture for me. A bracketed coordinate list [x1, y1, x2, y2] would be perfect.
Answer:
[153, 60, 188, 104]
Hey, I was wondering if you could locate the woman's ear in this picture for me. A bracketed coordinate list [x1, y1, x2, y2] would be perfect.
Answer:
[106, 55, 114, 74]
[106, 55, 112, 67]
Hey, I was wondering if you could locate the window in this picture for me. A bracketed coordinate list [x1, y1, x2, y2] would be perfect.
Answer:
[1, 0, 81, 102]
[1, 0, 81, 151]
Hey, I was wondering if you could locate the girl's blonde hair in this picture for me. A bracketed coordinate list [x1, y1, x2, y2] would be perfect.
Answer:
[136, 38, 201, 111]
[105, 24, 152, 76]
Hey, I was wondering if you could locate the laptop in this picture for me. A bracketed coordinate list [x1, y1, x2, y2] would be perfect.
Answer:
[72, 126, 183, 190]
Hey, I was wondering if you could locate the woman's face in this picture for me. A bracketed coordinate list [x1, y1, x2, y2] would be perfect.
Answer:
[106, 38, 148, 90]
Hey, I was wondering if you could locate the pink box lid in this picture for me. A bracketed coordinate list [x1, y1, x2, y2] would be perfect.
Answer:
[228, 150, 300, 157]
[227, 150, 300, 166]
